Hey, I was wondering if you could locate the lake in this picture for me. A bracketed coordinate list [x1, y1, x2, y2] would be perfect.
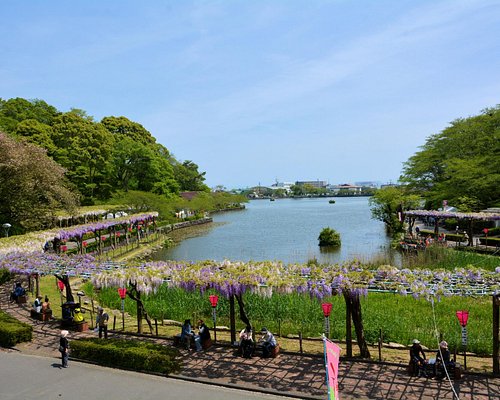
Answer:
[151, 197, 400, 265]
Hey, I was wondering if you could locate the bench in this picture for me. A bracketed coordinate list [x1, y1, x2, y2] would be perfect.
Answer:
[60, 319, 88, 332]
[409, 361, 462, 379]
[30, 309, 52, 321]
[16, 295, 27, 304]
[255, 343, 280, 358]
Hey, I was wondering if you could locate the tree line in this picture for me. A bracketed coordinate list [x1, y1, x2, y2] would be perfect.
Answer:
[0, 97, 243, 233]
[370, 105, 500, 234]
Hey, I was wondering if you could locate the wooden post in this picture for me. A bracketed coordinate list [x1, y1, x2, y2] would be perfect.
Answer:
[155, 319, 158, 336]
[230, 295, 236, 345]
[493, 295, 500, 374]
[299, 331, 303, 354]
[378, 329, 383, 362]
[346, 299, 353, 358]
[113, 315, 116, 330]
[35, 274, 40, 298]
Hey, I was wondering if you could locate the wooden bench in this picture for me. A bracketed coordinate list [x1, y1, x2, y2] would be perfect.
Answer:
[16, 295, 27, 304]
[30, 309, 52, 321]
[255, 343, 280, 358]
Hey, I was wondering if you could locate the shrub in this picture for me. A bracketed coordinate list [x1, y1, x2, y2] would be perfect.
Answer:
[318, 227, 341, 247]
[0, 310, 33, 347]
[70, 338, 181, 375]
[0, 268, 12, 285]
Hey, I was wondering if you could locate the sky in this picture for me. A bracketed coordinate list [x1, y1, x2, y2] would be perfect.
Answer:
[1, 1, 499, 189]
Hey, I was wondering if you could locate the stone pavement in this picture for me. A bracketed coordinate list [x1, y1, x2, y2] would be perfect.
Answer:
[2, 285, 500, 399]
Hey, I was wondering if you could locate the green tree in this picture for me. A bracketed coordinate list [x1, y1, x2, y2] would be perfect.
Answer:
[14, 119, 56, 154]
[50, 111, 114, 202]
[101, 116, 156, 146]
[401, 106, 500, 210]
[173, 160, 209, 192]
[0, 132, 78, 232]
[369, 187, 421, 234]
[318, 227, 341, 247]
[0, 97, 59, 134]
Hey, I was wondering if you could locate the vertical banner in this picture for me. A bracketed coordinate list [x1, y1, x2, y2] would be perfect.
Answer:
[324, 337, 341, 400]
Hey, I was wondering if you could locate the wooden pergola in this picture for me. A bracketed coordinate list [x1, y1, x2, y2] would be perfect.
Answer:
[405, 210, 500, 246]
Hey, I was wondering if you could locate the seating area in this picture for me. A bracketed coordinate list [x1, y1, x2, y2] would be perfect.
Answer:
[30, 308, 52, 322]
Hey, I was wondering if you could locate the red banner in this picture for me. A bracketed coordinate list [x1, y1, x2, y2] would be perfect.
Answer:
[324, 337, 341, 400]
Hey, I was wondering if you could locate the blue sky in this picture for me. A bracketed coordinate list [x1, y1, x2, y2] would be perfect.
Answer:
[1, 1, 499, 189]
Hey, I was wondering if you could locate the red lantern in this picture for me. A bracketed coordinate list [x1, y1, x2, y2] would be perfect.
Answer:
[322, 302, 333, 317]
[456, 310, 469, 327]
[138, 225, 142, 230]
[483, 228, 489, 235]
[118, 288, 127, 299]
[101, 236, 106, 241]
[61, 245, 67, 252]
[128, 227, 133, 232]
[116, 232, 121, 237]
[57, 280, 65, 291]
[82, 241, 87, 247]
[209, 295, 219, 308]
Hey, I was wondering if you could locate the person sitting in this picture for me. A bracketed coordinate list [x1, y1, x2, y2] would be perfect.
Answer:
[10, 282, 26, 302]
[409, 339, 426, 376]
[180, 319, 201, 351]
[33, 295, 43, 313]
[239, 325, 254, 358]
[197, 319, 211, 350]
[73, 306, 84, 324]
[435, 340, 454, 379]
[259, 327, 277, 358]
[42, 296, 51, 313]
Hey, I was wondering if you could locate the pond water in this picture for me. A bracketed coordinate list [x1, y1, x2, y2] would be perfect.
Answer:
[151, 197, 401, 265]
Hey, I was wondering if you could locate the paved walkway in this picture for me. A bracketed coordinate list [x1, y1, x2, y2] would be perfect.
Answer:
[2, 284, 500, 399]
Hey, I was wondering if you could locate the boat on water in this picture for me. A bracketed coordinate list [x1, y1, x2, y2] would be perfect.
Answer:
[270, 198, 275, 201]
[329, 199, 336, 204]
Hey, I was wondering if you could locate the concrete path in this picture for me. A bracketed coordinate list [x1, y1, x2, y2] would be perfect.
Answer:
[3, 284, 500, 399]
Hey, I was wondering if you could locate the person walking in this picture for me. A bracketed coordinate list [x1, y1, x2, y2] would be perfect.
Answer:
[59, 330, 69, 368]
[97, 307, 109, 339]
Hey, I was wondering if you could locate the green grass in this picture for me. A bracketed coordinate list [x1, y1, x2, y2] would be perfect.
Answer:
[93, 283, 493, 355]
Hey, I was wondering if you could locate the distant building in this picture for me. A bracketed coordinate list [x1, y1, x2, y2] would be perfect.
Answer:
[295, 180, 327, 188]
[355, 181, 379, 188]
[327, 183, 363, 194]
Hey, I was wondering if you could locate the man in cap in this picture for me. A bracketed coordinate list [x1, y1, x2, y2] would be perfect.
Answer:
[409, 339, 426, 377]
[435, 340, 453, 379]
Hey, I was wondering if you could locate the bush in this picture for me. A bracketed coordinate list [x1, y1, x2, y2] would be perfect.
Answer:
[70, 338, 181, 375]
[0, 268, 12, 285]
[318, 227, 341, 247]
[0, 310, 33, 347]
[479, 237, 500, 246]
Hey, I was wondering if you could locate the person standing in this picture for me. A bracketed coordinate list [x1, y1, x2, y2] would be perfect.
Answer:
[97, 307, 109, 339]
[59, 330, 69, 368]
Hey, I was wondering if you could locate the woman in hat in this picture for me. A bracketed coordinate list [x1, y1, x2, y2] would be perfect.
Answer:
[59, 330, 70, 368]
[435, 340, 452, 378]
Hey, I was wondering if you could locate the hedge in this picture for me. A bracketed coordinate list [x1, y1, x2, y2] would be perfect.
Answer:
[0, 310, 33, 347]
[0, 268, 12, 285]
[479, 237, 500, 246]
[70, 338, 181, 375]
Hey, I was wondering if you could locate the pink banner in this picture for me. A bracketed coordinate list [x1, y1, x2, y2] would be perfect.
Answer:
[324, 338, 341, 400]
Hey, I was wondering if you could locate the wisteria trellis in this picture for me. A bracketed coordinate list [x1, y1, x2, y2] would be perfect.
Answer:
[2, 253, 499, 300]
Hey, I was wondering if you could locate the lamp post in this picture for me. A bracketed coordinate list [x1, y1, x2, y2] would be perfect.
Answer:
[209, 295, 219, 343]
[456, 310, 469, 370]
[2, 223, 11, 237]
[322, 302, 333, 338]
[118, 288, 127, 330]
